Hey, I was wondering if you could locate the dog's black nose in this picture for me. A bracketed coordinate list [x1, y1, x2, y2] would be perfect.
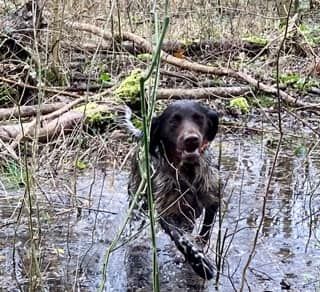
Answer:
[184, 135, 200, 152]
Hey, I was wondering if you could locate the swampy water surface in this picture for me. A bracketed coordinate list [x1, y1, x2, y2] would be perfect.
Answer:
[0, 134, 319, 291]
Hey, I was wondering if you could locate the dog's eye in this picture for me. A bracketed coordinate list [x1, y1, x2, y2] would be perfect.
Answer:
[192, 113, 204, 125]
[170, 114, 182, 125]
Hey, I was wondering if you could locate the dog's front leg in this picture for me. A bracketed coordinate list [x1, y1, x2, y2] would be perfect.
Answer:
[159, 218, 215, 280]
[200, 203, 219, 244]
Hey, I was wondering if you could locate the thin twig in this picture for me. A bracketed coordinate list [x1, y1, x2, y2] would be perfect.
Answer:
[239, 1, 293, 290]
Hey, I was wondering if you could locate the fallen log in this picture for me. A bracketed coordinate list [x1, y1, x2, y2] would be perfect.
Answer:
[157, 86, 250, 99]
[0, 101, 114, 144]
[8, 97, 87, 150]
[66, 21, 316, 109]
[4, 88, 114, 153]
[0, 103, 66, 121]
[0, 82, 245, 154]
[0, 111, 83, 142]
[80, 39, 266, 57]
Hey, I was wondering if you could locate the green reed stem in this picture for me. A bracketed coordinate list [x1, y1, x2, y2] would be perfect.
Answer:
[139, 15, 169, 292]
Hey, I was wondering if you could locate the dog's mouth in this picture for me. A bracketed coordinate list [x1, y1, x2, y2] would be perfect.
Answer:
[177, 141, 208, 165]
[176, 147, 202, 166]
[181, 148, 201, 162]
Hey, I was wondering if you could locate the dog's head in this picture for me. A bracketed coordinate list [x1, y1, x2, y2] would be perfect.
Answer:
[150, 101, 219, 166]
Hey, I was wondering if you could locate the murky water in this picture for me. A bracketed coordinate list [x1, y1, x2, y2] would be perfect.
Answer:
[216, 135, 320, 291]
[0, 134, 319, 291]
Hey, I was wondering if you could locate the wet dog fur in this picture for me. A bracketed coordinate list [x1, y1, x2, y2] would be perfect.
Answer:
[126, 100, 220, 280]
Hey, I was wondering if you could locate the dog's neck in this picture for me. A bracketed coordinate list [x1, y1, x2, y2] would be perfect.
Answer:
[161, 151, 204, 181]
[179, 162, 198, 180]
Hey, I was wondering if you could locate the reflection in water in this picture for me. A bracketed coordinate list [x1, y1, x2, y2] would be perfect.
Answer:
[126, 240, 152, 291]
[218, 135, 320, 291]
[0, 136, 319, 291]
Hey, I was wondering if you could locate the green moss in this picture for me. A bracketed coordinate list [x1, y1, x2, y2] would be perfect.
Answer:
[45, 68, 59, 83]
[137, 54, 153, 62]
[250, 95, 275, 108]
[294, 78, 319, 91]
[0, 85, 16, 106]
[294, 144, 307, 157]
[229, 97, 250, 113]
[242, 35, 268, 46]
[279, 73, 319, 90]
[132, 117, 143, 130]
[1, 161, 25, 189]
[75, 102, 113, 124]
[299, 23, 320, 46]
[99, 72, 111, 84]
[75, 160, 88, 170]
[114, 69, 142, 102]
[279, 73, 300, 85]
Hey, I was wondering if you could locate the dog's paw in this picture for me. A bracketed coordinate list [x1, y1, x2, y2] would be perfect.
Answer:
[178, 236, 215, 280]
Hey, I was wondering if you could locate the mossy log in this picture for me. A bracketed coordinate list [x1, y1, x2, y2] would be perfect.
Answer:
[0, 102, 113, 143]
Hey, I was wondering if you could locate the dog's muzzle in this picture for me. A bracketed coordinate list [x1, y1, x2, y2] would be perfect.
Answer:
[181, 134, 202, 162]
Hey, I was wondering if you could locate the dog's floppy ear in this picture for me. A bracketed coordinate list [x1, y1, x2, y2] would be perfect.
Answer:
[205, 109, 219, 141]
[149, 117, 160, 156]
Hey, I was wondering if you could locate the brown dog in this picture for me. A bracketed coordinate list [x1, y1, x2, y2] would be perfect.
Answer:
[126, 100, 220, 280]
